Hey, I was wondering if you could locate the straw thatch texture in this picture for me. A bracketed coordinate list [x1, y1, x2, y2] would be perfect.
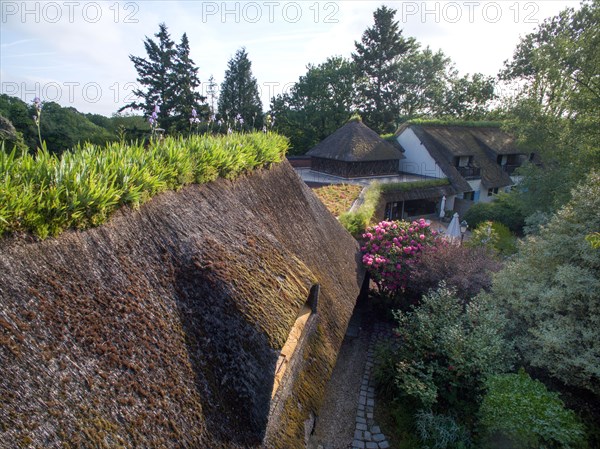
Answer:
[307, 121, 403, 162]
[0, 161, 363, 449]
[307, 121, 403, 178]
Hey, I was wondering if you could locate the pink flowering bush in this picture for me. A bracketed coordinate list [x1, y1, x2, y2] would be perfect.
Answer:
[361, 219, 439, 295]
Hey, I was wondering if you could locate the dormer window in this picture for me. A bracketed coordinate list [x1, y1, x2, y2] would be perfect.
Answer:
[456, 156, 472, 167]
[497, 155, 508, 166]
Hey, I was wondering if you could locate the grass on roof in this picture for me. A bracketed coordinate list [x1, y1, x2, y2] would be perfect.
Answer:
[404, 118, 504, 128]
[312, 184, 363, 217]
[339, 178, 450, 236]
[0, 132, 288, 239]
[379, 178, 450, 192]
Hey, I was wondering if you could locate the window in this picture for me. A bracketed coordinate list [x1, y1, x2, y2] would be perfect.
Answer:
[488, 187, 499, 196]
[463, 191, 475, 201]
[456, 156, 471, 167]
[272, 285, 319, 398]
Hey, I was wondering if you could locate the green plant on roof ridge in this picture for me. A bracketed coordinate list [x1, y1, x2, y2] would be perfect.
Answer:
[0, 132, 288, 239]
[404, 118, 504, 128]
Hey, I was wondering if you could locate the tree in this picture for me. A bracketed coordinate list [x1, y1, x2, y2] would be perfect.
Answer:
[395, 47, 451, 118]
[171, 33, 206, 131]
[270, 56, 356, 154]
[352, 5, 416, 133]
[437, 72, 496, 119]
[485, 171, 600, 396]
[500, 1, 600, 215]
[218, 48, 263, 130]
[121, 23, 205, 132]
[0, 115, 28, 154]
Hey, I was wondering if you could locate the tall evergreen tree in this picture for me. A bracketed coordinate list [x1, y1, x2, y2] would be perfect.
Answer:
[171, 33, 206, 130]
[121, 23, 205, 132]
[218, 48, 263, 129]
[352, 6, 416, 133]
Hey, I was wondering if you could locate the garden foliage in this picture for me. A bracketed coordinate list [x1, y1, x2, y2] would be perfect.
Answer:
[414, 411, 472, 449]
[0, 132, 287, 239]
[467, 221, 517, 256]
[406, 243, 501, 302]
[479, 370, 586, 449]
[463, 193, 525, 234]
[485, 171, 600, 395]
[392, 285, 512, 413]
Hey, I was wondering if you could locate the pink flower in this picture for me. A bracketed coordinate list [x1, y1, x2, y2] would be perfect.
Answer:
[420, 234, 425, 240]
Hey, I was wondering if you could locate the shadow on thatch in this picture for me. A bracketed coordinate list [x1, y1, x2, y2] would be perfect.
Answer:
[0, 161, 364, 448]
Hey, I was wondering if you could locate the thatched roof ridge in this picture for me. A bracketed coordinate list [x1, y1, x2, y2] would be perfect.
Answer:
[0, 161, 363, 449]
[307, 120, 404, 162]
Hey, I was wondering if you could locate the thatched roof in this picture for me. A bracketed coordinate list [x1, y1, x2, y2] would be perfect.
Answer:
[0, 161, 363, 449]
[381, 184, 457, 202]
[406, 125, 514, 189]
[307, 120, 404, 162]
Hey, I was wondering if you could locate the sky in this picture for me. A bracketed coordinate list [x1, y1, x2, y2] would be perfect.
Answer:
[0, 0, 582, 116]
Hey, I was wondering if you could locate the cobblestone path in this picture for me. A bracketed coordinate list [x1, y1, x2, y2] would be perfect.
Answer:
[351, 323, 392, 449]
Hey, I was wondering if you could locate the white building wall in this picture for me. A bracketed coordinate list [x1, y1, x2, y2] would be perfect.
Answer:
[397, 129, 446, 179]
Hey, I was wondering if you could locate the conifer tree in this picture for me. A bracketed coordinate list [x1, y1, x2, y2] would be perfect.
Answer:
[352, 6, 416, 133]
[121, 23, 205, 132]
[171, 33, 206, 130]
[218, 48, 263, 129]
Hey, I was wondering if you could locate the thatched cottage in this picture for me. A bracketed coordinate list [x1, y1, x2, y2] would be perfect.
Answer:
[395, 123, 528, 215]
[0, 161, 364, 448]
[306, 119, 404, 179]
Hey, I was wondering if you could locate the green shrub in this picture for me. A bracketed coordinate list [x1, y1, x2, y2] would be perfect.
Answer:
[0, 132, 288, 238]
[339, 183, 381, 236]
[464, 193, 525, 233]
[479, 370, 586, 449]
[392, 284, 512, 415]
[415, 411, 472, 449]
[467, 221, 516, 255]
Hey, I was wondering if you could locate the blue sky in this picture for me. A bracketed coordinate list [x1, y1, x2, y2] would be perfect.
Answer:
[0, 1, 581, 116]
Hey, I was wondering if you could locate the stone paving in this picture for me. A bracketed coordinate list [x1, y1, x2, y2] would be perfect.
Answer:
[351, 322, 394, 449]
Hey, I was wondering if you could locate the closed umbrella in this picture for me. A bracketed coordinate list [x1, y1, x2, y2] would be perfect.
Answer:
[446, 212, 461, 242]
[439, 196, 446, 219]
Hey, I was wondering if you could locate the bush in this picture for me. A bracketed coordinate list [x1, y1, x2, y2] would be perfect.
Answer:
[392, 284, 512, 415]
[486, 171, 600, 395]
[339, 183, 381, 236]
[406, 243, 501, 302]
[479, 370, 586, 449]
[415, 411, 472, 449]
[467, 221, 517, 256]
[360, 219, 439, 295]
[464, 193, 525, 234]
[0, 132, 288, 238]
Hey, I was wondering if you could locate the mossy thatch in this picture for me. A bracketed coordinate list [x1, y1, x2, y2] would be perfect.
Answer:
[0, 161, 363, 448]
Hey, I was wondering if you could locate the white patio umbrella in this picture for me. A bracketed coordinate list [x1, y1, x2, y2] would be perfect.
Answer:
[439, 196, 446, 219]
[446, 212, 462, 242]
